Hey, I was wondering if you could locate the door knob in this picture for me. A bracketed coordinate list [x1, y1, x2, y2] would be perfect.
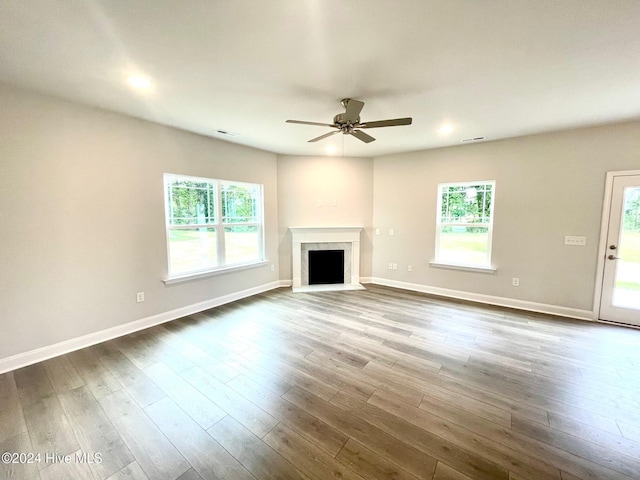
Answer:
[608, 254, 620, 260]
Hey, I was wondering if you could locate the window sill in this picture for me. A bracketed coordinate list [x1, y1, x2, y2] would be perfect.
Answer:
[429, 261, 497, 274]
[163, 260, 269, 285]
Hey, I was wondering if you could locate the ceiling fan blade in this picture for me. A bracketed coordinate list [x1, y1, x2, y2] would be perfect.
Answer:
[286, 120, 337, 127]
[308, 130, 340, 143]
[360, 117, 413, 128]
[343, 98, 365, 123]
[350, 130, 376, 143]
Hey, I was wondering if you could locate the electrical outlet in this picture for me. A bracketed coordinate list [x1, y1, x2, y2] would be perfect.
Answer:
[136, 292, 145, 303]
[375, 228, 380, 235]
[270, 264, 275, 272]
[408, 265, 412, 272]
[392, 263, 398, 270]
[512, 278, 520, 287]
[388, 263, 393, 270]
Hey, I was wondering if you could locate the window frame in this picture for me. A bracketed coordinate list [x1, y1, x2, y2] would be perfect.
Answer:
[433, 180, 496, 271]
[163, 173, 265, 282]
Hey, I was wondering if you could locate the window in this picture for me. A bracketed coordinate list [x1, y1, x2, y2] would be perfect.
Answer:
[164, 174, 264, 278]
[435, 181, 495, 268]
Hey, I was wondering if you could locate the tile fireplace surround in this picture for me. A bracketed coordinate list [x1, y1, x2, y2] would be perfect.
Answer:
[289, 227, 365, 293]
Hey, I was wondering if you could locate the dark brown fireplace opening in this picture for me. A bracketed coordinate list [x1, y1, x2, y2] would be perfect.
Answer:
[308, 250, 344, 285]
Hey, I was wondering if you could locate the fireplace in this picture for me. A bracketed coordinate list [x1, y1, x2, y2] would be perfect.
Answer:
[290, 227, 364, 292]
[309, 250, 344, 285]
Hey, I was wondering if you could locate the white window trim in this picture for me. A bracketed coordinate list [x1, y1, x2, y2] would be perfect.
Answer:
[429, 261, 496, 273]
[163, 260, 269, 284]
[434, 180, 496, 270]
[163, 173, 265, 281]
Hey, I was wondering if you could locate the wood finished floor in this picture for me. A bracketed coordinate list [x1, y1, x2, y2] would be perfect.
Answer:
[2, 284, 640, 480]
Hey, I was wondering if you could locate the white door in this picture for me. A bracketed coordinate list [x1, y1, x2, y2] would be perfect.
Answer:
[599, 173, 640, 326]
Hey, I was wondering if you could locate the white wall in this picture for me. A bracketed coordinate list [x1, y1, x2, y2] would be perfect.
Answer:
[0, 84, 279, 361]
[276, 155, 374, 281]
[372, 121, 640, 312]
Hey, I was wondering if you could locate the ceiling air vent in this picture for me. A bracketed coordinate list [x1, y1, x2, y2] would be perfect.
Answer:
[215, 129, 239, 137]
[461, 136, 485, 142]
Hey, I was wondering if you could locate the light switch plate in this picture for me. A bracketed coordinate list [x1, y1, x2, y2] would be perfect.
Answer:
[564, 236, 587, 246]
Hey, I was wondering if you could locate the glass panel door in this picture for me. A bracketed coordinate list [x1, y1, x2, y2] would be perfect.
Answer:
[600, 174, 640, 325]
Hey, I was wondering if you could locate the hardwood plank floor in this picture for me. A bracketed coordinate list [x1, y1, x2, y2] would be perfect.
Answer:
[2, 284, 640, 479]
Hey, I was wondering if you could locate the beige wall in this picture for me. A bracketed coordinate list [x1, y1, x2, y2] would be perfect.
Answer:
[0, 84, 279, 360]
[372, 121, 640, 311]
[276, 155, 374, 281]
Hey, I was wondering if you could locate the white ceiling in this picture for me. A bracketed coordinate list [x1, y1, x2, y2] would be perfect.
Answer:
[1, 1, 639, 157]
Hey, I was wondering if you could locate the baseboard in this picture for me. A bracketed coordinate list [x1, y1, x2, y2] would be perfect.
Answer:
[369, 277, 594, 321]
[278, 279, 371, 288]
[0, 280, 284, 375]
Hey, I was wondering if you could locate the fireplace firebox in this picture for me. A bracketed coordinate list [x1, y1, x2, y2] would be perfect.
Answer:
[308, 250, 345, 285]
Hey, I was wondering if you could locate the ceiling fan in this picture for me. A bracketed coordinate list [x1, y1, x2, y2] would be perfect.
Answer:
[286, 98, 412, 143]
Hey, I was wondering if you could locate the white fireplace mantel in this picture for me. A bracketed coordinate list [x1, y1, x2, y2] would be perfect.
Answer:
[290, 226, 364, 292]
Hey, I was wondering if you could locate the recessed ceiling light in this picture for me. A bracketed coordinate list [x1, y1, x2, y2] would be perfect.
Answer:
[438, 124, 454, 135]
[127, 75, 152, 90]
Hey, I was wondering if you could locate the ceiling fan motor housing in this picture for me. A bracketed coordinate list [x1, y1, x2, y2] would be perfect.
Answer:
[334, 112, 359, 126]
